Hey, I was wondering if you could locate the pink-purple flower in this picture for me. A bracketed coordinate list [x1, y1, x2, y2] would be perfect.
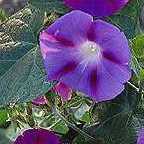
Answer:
[14, 128, 61, 144]
[53, 82, 72, 102]
[137, 129, 144, 144]
[64, 0, 129, 17]
[39, 10, 131, 102]
[32, 82, 72, 106]
[32, 96, 48, 106]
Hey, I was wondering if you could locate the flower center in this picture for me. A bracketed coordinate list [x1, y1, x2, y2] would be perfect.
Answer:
[80, 41, 102, 62]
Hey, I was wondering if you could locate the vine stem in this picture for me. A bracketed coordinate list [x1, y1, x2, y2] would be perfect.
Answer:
[127, 82, 140, 92]
[127, 81, 144, 94]
[51, 82, 142, 143]
[53, 104, 100, 143]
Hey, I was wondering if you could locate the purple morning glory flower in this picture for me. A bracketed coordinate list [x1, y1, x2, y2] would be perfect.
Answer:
[39, 10, 131, 102]
[137, 129, 144, 144]
[14, 128, 61, 144]
[32, 96, 48, 106]
[64, 0, 129, 17]
[53, 82, 72, 102]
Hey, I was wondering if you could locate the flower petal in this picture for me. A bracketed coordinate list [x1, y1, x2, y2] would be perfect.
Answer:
[39, 11, 131, 102]
[102, 58, 131, 83]
[89, 63, 125, 101]
[32, 96, 48, 106]
[64, 0, 129, 17]
[137, 128, 144, 144]
[88, 20, 131, 64]
[14, 129, 61, 144]
[41, 10, 93, 46]
[60, 61, 126, 102]
[53, 82, 72, 102]
[43, 49, 78, 81]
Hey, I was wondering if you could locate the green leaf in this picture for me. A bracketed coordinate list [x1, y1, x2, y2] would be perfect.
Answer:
[139, 69, 144, 91]
[0, 9, 8, 24]
[39, 114, 69, 134]
[52, 120, 69, 134]
[132, 34, 144, 59]
[131, 35, 144, 80]
[73, 135, 94, 144]
[0, 109, 8, 127]
[80, 112, 92, 123]
[0, 6, 52, 106]
[74, 103, 90, 121]
[75, 85, 142, 144]
[86, 113, 136, 144]
[139, 69, 144, 80]
[28, 0, 69, 14]
[131, 55, 142, 77]
[2, 5, 44, 39]
[108, 0, 144, 39]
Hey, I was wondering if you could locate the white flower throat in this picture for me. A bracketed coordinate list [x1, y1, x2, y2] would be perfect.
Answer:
[80, 41, 102, 62]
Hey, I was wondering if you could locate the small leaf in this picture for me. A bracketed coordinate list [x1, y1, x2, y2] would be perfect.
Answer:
[131, 35, 144, 80]
[74, 103, 90, 120]
[0, 9, 7, 23]
[0, 108, 8, 127]
[139, 69, 144, 80]
[139, 69, 144, 91]
[132, 34, 144, 59]
[80, 112, 92, 123]
[52, 120, 69, 134]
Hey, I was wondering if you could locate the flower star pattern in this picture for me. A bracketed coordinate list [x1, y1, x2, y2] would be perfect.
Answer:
[40, 10, 131, 102]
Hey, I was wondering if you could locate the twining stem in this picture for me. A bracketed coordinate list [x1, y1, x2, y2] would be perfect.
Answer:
[50, 82, 141, 143]
[48, 119, 61, 130]
[53, 104, 102, 143]
[26, 103, 35, 127]
[127, 82, 139, 92]
[127, 81, 144, 94]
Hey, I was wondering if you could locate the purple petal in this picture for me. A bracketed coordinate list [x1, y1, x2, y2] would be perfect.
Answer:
[39, 10, 131, 102]
[60, 61, 127, 102]
[14, 128, 61, 144]
[40, 10, 93, 47]
[32, 96, 48, 106]
[102, 58, 131, 84]
[64, 0, 129, 17]
[43, 49, 78, 81]
[87, 20, 131, 64]
[89, 63, 125, 101]
[53, 82, 72, 102]
[40, 11, 93, 81]
[137, 129, 144, 144]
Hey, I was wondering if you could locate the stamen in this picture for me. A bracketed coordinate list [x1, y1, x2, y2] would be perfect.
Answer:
[79, 41, 102, 62]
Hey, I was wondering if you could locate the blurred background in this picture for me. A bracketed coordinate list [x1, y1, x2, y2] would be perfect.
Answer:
[0, 0, 144, 28]
[0, 0, 27, 15]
